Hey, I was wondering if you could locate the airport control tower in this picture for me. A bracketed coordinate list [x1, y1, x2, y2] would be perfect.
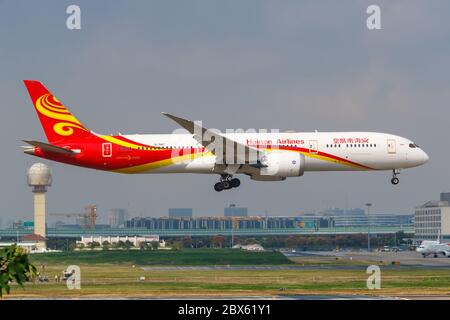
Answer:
[27, 163, 52, 250]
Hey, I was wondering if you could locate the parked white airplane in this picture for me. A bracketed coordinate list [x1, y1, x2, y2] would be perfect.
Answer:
[23, 80, 430, 191]
[416, 240, 450, 258]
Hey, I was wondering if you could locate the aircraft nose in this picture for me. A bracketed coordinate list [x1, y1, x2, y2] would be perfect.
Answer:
[422, 150, 429, 164]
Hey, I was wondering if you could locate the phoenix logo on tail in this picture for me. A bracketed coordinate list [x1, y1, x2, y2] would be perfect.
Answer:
[22, 80, 429, 191]
[24, 80, 90, 142]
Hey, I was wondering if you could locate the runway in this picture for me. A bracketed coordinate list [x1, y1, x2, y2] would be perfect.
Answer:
[143, 250, 450, 271]
[287, 250, 450, 268]
[142, 265, 365, 271]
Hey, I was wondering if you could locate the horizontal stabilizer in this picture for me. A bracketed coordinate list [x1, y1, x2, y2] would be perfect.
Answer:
[22, 140, 75, 155]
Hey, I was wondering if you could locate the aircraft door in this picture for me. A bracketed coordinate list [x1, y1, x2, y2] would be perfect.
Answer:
[102, 142, 113, 157]
[387, 139, 396, 154]
[308, 140, 318, 154]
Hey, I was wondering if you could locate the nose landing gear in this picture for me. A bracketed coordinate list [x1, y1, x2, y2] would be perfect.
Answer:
[214, 174, 240, 192]
[391, 169, 400, 185]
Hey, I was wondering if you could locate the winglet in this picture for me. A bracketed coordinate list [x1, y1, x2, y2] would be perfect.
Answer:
[161, 112, 197, 134]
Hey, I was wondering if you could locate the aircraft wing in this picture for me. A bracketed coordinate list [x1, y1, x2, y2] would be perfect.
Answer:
[22, 140, 76, 155]
[162, 113, 261, 165]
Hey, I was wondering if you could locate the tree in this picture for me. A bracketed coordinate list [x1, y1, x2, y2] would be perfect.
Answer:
[212, 235, 225, 248]
[150, 241, 159, 250]
[87, 241, 100, 250]
[182, 236, 192, 248]
[114, 240, 125, 249]
[0, 245, 37, 297]
[243, 237, 259, 246]
[102, 241, 110, 251]
[172, 241, 182, 250]
[124, 240, 134, 251]
[286, 235, 298, 248]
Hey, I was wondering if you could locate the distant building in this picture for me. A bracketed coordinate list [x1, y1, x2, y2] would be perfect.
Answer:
[224, 204, 248, 217]
[297, 213, 412, 228]
[168, 208, 193, 218]
[233, 244, 265, 251]
[126, 214, 412, 231]
[415, 193, 450, 241]
[321, 207, 365, 216]
[0, 242, 40, 253]
[109, 208, 128, 228]
[76, 235, 161, 247]
[12, 220, 24, 229]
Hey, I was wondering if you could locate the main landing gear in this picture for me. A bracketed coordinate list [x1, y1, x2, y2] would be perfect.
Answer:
[214, 174, 240, 192]
[391, 169, 400, 185]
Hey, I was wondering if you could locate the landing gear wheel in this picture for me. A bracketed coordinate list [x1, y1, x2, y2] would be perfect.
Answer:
[230, 178, 241, 188]
[222, 180, 231, 190]
[214, 182, 224, 192]
[215, 174, 241, 191]
[391, 169, 400, 185]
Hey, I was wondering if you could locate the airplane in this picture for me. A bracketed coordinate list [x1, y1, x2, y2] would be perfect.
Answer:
[22, 80, 429, 191]
[416, 239, 450, 258]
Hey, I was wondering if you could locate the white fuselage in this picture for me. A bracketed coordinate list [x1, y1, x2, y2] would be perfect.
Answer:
[120, 131, 429, 174]
[416, 240, 450, 258]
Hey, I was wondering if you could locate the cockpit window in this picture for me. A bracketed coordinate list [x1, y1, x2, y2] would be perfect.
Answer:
[409, 143, 420, 148]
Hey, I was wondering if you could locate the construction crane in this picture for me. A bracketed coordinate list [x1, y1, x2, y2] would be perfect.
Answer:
[50, 205, 98, 229]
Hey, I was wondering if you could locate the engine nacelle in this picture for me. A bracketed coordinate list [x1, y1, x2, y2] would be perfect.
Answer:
[259, 151, 305, 177]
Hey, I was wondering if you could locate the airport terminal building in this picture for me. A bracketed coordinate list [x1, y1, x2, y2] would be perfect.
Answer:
[415, 193, 450, 241]
[126, 214, 413, 232]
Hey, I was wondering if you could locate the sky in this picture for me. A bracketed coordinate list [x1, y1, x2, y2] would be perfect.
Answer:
[0, 1, 449, 225]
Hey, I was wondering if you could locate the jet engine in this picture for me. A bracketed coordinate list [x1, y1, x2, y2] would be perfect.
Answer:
[259, 151, 305, 177]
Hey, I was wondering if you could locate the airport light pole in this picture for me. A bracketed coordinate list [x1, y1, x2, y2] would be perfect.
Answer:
[231, 217, 235, 248]
[366, 203, 372, 252]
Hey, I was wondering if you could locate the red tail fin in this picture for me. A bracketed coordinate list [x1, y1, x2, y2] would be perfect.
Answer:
[23, 80, 92, 143]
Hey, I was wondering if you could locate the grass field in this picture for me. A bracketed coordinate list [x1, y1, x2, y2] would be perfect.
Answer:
[30, 249, 292, 266]
[4, 249, 450, 299]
